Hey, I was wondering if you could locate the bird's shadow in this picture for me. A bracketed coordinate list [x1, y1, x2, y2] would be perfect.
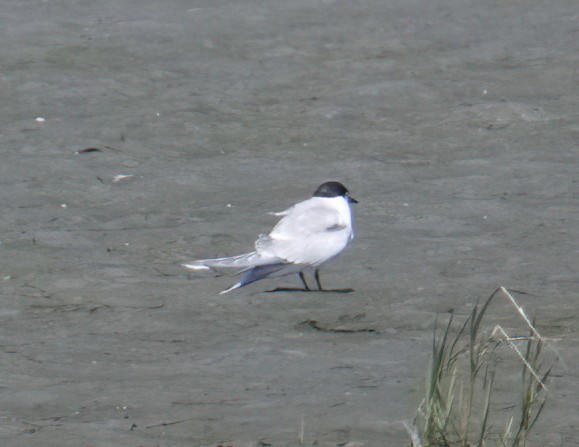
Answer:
[265, 287, 354, 294]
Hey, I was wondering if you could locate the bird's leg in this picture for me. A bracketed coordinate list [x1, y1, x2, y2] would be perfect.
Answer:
[299, 272, 310, 291]
[315, 269, 323, 291]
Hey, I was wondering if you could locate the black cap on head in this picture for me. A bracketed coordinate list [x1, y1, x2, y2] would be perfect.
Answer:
[313, 181, 358, 203]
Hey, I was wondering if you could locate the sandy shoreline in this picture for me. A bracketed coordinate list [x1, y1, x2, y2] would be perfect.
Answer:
[1, 1, 578, 445]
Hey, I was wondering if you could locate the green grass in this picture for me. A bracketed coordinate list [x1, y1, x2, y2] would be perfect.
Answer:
[407, 287, 556, 447]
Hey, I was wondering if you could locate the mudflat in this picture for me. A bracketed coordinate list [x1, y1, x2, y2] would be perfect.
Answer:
[1, 1, 577, 446]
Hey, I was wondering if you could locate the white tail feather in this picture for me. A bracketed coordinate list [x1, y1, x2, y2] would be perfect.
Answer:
[182, 263, 210, 270]
[219, 282, 242, 294]
[183, 251, 266, 270]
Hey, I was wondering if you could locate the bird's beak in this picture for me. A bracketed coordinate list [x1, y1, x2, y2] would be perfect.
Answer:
[348, 195, 359, 204]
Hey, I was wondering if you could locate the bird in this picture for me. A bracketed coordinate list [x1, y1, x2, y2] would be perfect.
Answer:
[182, 181, 358, 294]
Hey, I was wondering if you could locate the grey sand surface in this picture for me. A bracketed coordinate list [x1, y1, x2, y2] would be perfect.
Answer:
[1, 0, 578, 445]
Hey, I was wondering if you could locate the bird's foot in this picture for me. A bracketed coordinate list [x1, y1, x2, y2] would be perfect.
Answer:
[315, 288, 354, 294]
[265, 287, 354, 294]
[265, 287, 313, 293]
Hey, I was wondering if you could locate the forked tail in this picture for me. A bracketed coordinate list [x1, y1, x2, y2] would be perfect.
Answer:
[182, 252, 262, 271]
[219, 264, 289, 294]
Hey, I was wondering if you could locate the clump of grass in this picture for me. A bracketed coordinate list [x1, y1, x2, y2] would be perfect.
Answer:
[407, 287, 557, 447]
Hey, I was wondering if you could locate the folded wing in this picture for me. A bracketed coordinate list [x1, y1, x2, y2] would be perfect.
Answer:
[256, 199, 352, 266]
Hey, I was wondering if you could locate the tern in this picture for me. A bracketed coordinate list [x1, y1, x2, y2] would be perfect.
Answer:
[182, 181, 357, 294]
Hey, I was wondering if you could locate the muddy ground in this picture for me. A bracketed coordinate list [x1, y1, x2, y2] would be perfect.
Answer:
[1, 0, 578, 446]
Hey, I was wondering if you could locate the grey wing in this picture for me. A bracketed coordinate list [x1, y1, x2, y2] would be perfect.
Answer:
[263, 202, 351, 265]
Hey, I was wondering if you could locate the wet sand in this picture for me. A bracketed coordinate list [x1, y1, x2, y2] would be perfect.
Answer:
[1, 0, 578, 445]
